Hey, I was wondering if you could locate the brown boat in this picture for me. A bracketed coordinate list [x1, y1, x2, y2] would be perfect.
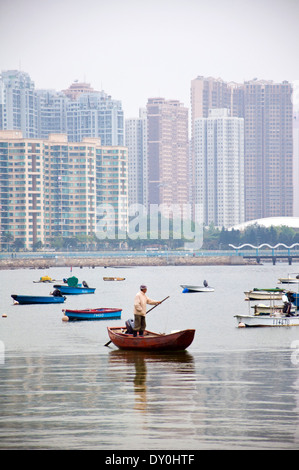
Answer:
[106, 327, 195, 351]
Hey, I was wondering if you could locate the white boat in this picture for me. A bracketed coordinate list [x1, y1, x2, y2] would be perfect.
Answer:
[278, 274, 299, 284]
[181, 285, 215, 293]
[244, 289, 284, 300]
[251, 303, 295, 315]
[235, 313, 299, 327]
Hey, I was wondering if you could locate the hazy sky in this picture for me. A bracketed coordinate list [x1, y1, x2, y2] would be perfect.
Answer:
[1, 0, 299, 117]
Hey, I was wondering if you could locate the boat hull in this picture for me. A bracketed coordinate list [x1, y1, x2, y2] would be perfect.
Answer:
[252, 304, 295, 315]
[54, 285, 95, 294]
[289, 292, 299, 308]
[244, 291, 283, 300]
[181, 285, 214, 293]
[64, 308, 122, 321]
[278, 278, 299, 284]
[11, 294, 66, 304]
[235, 314, 299, 327]
[107, 327, 195, 351]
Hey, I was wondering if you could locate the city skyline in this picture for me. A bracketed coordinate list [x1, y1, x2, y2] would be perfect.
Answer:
[0, 0, 298, 118]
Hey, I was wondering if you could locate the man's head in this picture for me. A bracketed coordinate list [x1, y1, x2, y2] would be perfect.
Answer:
[140, 285, 147, 293]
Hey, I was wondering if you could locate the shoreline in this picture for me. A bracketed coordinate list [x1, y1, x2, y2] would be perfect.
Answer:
[0, 255, 254, 270]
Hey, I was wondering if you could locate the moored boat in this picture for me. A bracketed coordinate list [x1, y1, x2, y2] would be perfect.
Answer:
[106, 326, 195, 351]
[103, 277, 125, 281]
[53, 284, 95, 294]
[181, 285, 214, 293]
[244, 288, 284, 300]
[235, 313, 299, 327]
[251, 303, 295, 315]
[278, 274, 299, 284]
[11, 294, 66, 304]
[63, 307, 122, 321]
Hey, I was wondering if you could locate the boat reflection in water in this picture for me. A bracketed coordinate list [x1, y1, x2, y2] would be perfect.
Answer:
[108, 350, 195, 413]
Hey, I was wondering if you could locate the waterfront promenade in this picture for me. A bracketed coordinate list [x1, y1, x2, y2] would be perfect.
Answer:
[0, 250, 248, 269]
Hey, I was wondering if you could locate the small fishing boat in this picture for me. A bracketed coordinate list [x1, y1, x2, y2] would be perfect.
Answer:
[103, 277, 125, 281]
[63, 307, 122, 321]
[235, 313, 299, 327]
[181, 285, 214, 293]
[11, 294, 66, 305]
[278, 274, 299, 284]
[106, 327, 195, 351]
[244, 288, 284, 300]
[53, 284, 95, 295]
[251, 303, 295, 315]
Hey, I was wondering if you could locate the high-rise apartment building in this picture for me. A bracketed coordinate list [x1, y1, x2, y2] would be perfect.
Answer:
[36, 89, 68, 138]
[0, 131, 128, 249]
[243, 79, 293, 220]
[293, 110, 299, 216]
[43, 134, 98, 240]
[96, 145, 128, 235]
[0, 130, 44, 248]
[0, 70, 38, 138]
[191, 76, 293, 222]
[0, 71, 124, 146]
[66, 91, 124, 146]
[146, 98, 189, 208]
[194, 109, 245, 228]
[125, 108, 147, 206]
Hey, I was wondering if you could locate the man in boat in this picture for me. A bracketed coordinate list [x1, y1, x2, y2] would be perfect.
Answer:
[283, 291, 294, 316]
[133, 285, 160, 337]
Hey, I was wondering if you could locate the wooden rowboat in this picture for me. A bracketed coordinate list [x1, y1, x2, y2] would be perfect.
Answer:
[103, 277, 125, 281]
[106, 326, 195, 351]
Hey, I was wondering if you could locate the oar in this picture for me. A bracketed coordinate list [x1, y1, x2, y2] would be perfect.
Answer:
[104, 295, 170, 347]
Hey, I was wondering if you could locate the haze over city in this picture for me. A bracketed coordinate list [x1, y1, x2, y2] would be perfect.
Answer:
[1, 0, 299, 118]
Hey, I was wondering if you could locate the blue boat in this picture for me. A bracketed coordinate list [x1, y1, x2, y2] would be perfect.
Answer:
[12, 294, 66, 304]
[63, 307, 122, 321]
[53, 284, 96, 295]
[289, 292, 299, 309]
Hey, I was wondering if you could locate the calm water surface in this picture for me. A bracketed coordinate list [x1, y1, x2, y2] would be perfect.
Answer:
[1, 263, 299, 449]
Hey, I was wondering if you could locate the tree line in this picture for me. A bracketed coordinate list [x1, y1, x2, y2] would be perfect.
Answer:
[1, 223, 299, 251]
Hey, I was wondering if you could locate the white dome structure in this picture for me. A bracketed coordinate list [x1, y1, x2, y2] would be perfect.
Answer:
[228, 217, 299, 231]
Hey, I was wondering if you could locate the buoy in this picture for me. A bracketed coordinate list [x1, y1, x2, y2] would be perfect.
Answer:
[238, 322, 246, 328]
[62, 315, 69, 322]
[2, 313, 7, 318]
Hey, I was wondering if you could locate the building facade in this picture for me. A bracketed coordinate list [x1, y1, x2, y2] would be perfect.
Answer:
[0, 71, 124, 146]
[146, 97, 189, 209]
[191, 76, 293, 222]
[125, 108, 147, 206]
[0, 130, 128, 250]
[0, 70, 38, 138]
[194, 109, 245, 228]
[0, 130, 44, 249]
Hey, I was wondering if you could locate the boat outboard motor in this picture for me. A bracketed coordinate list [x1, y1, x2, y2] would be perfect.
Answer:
[125, 318, 135, 334]
[203, 280, 208, 287]
[82, 280, 89, 288]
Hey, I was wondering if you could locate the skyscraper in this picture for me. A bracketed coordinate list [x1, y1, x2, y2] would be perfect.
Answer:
[191, 76, 293, 221]
[194, 109, 245, 228]
[293, 110, 299, 216]
[0, 70, 38, 138]
[0, 72, 124, 146]
[125, 108, 147, 206]
[0, 130, 128, 249]
[243, 79, 293, 220]
[146, 97, 189, 208]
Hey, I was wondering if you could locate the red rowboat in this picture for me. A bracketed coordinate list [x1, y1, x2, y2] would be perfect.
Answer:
[106, 327, 195, 351]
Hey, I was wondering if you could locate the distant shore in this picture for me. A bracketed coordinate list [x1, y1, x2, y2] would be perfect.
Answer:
[0, 254, 254, 270]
